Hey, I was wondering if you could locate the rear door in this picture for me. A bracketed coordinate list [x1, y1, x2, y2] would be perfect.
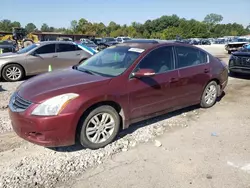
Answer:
[54, 43, 83, 70]
[26, 43, 56, 75]
[174, 45, 211, 106]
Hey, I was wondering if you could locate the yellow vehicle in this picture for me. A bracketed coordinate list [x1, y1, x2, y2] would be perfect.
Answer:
[0, 27, 39, 49]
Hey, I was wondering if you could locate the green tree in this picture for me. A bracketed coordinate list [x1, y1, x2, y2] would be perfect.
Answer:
[41, 23, 50, 32]
[203, 13, 223, 25]
[25, 23, 36, 33]
[0, 19, 12, 32]
[70, 20, 78, 33]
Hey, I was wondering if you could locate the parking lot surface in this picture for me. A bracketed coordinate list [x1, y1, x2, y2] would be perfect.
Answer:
[0, 45, 250, 188]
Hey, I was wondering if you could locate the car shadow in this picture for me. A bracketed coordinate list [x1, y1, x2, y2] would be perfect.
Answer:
[0, 85, 6, 92]
[49, 92, 226, 153]
[229, 72, 250, 80]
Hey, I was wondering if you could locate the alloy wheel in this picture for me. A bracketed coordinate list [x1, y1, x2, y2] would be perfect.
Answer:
[86, 113, 115, 144]
[204, 85, 217, 105]
[6, 66, 22, 81]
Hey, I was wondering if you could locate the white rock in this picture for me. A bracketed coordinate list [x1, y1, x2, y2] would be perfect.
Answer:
[154, 140, 162, 147]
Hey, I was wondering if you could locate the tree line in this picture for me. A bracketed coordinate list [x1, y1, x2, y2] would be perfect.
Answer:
[0, 13, 249, 40]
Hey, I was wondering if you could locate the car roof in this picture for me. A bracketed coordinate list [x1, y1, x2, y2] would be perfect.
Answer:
[37, 41, 76, 45]
[117, 39, 200, 50]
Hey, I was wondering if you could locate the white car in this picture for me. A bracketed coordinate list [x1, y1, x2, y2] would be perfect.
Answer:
[116, 37, 131, 43]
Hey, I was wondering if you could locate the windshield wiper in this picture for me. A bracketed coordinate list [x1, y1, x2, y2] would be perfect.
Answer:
[77, 67, 96, 75]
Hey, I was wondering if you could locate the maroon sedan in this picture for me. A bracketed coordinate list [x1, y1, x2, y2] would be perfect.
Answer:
[8, 40, 228, 149]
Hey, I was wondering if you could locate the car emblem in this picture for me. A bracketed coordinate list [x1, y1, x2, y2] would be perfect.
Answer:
[247, 58, 250, 62]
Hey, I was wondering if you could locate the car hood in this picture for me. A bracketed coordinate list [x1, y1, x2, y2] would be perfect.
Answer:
[0, 52, 21, 58]
[232, 51, 250, 57]
[17, 68, 111, 103]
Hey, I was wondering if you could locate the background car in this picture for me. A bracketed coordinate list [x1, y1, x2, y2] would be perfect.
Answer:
[0, 41, 94, 82]
[116, 37, 131, 43]
[9, 39, 228, 150]
[79, 38, 98, 51]
[0, 44, 16, 54]
[228, 48, 250, 75]
[97, 37, 118, 50]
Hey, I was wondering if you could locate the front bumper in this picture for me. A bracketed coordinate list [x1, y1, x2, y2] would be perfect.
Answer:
[9, 108, 77, 147]
[229, 66, 250, 74]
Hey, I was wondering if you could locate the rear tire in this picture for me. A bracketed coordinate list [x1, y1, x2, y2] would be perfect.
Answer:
[2, 64, 24, 82]
[78, 105, 120, 149]
[200, 81, 218, 108]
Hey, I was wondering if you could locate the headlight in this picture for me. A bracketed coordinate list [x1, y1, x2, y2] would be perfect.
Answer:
[31, 93, 79, 116]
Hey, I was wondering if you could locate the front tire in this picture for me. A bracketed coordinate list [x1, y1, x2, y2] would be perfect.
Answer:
[2, 64, 24, 82]
[79, 105, 120, 149]
[200, 81, 218, 108]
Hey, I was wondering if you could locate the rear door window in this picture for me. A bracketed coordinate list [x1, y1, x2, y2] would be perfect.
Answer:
[175, 46, 208, 68]
[35, 44, 56, 54]
[56, 44, 77, 52]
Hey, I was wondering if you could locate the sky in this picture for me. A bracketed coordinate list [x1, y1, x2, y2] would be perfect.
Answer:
[1, 0, 249, 29]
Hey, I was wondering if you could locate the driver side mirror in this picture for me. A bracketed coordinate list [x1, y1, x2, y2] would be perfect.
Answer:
[132, 68, 156, 78]
[30, 51, 38, 56]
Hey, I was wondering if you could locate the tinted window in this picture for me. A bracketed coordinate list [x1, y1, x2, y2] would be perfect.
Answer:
[0, 47, 13, 53]
[35, 44, 55, 54]
[176, 46, 208, 68]
[57, 44, 76, 52]
[135, 46, 174, 74]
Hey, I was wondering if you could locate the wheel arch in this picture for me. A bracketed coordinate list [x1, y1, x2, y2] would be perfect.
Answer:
[1, 62, 26, 78]
[75, 100, 126, 142]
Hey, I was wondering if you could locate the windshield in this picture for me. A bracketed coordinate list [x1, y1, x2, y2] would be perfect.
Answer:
[17, 44, 38, 54]
[77, 46, 143, 77]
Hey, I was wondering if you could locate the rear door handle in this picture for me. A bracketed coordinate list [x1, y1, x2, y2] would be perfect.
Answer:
[52, 55, 58, 58]
[76, 53, 81, 56]
[170, 77, 179, 83]
[204, 69, 210, 73]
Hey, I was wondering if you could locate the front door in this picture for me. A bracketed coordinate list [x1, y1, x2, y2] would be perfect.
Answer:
[26, 43, 56, 75]
[174, 45, 211, 106]
[128, 46, 180, 121]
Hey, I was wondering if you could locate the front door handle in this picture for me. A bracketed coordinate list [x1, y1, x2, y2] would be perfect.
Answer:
[76, 53, 81, 56]
[204, 69, 210, 73]
[170, 77, 179, 83]
[52, 55, 58, 58]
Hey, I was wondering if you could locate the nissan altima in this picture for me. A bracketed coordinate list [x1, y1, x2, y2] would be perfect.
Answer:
[8, 39, 228, 149]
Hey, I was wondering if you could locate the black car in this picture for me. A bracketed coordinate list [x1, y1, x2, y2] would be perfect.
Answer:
[0, 44, 16, 54]
[199, 39, 211, 45]
[229, 49, 250, 75]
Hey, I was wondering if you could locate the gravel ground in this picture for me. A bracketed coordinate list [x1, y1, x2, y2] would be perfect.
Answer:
[0, 46, 236, 188]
